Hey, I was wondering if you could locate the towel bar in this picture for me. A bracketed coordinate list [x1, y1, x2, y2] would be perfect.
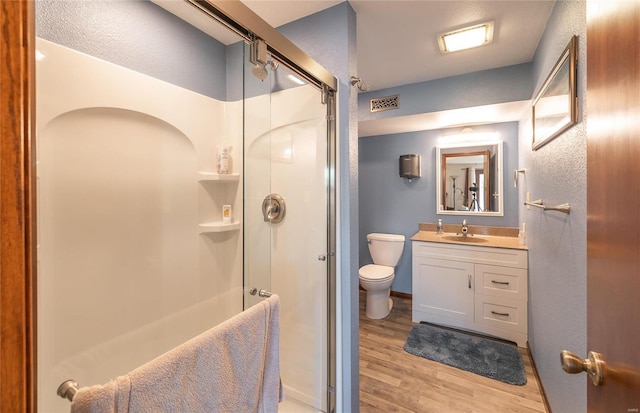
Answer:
[524, 199, 571, 214]
[57, 379, 79, 402]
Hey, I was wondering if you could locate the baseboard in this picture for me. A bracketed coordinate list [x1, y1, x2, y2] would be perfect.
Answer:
[527, 342, 552, 413]
[390, 290, 412, 300]
[358, 287, 412, 301]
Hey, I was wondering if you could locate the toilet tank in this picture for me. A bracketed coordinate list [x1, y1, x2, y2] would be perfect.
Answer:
[367, 233, 405, 267]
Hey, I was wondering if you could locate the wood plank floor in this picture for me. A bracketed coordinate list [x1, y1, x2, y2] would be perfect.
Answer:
[359, 291, 547, 413]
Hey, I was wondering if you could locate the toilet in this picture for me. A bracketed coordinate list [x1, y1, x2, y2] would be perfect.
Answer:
[359, 233, 405, 319]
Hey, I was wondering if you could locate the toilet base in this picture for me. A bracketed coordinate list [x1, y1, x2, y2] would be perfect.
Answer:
[364, 288, 393, 319]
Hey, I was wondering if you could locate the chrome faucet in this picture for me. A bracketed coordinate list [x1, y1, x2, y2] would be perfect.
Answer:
[459, 219, 470, 237]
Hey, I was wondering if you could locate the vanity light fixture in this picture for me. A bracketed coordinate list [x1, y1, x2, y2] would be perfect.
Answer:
[438, 21, 494, 54]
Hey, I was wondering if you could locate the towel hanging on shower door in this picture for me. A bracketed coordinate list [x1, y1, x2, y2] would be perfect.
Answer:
[70, 294, 283, 413]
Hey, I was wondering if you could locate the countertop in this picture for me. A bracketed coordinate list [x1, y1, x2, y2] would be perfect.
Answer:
[410, 222, 527, 250]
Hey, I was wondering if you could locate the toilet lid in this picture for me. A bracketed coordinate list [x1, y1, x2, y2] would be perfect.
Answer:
[359, 264, 394, 281]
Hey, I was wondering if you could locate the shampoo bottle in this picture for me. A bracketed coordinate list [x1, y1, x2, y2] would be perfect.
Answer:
[217, 146, 230, 174]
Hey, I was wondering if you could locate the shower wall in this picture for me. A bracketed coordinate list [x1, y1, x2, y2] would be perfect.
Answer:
[36, 3, 247, 411]
[36, 38, 243, 412]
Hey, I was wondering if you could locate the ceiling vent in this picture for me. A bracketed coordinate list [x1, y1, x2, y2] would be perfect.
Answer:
[370, 95, 399, 113]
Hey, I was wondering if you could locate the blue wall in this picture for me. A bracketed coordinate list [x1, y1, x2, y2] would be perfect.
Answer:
[359, 63, 532, 122]
[521, 1, 587, 412]
[359, 122, 519, 294]
[36, 0, 230, 100]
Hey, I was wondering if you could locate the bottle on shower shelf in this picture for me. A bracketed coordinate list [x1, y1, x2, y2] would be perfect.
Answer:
[217, 146, 231, 174]
[222, 205, 232, 223]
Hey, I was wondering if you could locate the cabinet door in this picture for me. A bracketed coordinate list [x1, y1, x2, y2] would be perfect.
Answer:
[413, 257, 474, 323]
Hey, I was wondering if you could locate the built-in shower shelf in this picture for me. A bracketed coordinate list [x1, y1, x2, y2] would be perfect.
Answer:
[198, 221, 240, 233]
[198, 172, 240, 182]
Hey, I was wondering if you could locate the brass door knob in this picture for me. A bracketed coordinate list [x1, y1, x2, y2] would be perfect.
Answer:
[561, 350, 605, 386]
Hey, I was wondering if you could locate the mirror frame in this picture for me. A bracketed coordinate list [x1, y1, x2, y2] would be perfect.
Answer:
[532, 35, 578, 150]
[436, 141, 504, 217]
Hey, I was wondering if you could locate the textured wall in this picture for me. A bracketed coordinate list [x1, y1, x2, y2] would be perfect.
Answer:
[358, 63, 532, 122]
[278, 4, 359, 411]
[35, 0, 228, 100]
[519, 1, 588, 412]
[359, 122, 520, 294]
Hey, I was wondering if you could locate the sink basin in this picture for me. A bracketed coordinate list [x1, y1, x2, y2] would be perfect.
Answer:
[441, 235, 488, 243]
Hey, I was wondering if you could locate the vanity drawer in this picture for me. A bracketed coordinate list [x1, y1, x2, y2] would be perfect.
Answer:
[474, 296, 527, 334]
[412, 241, 528, 269]
[475, 264, 527, 300]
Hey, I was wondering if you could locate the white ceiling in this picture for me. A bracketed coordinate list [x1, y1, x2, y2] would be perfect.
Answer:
[243, 0, 555, 137]
[242, 0, 555, 92]
[156, 0, 556, 136]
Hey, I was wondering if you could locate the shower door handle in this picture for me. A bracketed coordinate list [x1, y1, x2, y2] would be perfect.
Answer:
[250, 288, 273, 298]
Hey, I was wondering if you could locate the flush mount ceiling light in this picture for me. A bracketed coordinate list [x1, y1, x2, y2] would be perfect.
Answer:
[438, 21, 494, 54]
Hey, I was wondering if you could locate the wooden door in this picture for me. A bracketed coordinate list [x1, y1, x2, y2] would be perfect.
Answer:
[586, 0, 640, 411]
[0, 1, 36, 412]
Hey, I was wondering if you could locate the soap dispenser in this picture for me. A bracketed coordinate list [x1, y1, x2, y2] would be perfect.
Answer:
[518, 223, 526, 245]
[437, 219, 444, 235]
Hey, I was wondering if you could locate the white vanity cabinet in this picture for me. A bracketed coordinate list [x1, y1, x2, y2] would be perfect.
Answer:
[413, 257, 475, 323]
[412, 240, 528, 347]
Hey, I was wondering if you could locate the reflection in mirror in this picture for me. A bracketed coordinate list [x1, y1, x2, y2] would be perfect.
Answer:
[436, 141, 503, 216]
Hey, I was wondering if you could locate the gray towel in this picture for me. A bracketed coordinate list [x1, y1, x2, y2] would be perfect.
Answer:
[71, 294, 282, 413]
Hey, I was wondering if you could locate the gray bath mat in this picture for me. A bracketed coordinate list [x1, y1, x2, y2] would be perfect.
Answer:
[403, 322, 526, 385]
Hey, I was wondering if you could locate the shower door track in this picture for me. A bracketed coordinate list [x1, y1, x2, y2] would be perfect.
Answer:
[185, 0, 337, 93]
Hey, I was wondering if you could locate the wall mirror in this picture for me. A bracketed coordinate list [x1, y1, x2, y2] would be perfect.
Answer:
[436, 141, 503, 216]
[532, 35, 578, 150]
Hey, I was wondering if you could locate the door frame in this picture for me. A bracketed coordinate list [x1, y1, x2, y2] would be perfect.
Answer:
[0, 1, 37, 411]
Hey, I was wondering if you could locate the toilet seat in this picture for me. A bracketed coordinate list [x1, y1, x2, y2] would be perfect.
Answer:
[359, 264, 394, 282]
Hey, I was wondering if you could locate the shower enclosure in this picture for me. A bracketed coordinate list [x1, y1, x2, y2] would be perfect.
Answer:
[35, 1, 336, 412]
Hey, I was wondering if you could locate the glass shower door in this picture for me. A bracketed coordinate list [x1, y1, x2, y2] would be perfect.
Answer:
[243, 47, 330, 412]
